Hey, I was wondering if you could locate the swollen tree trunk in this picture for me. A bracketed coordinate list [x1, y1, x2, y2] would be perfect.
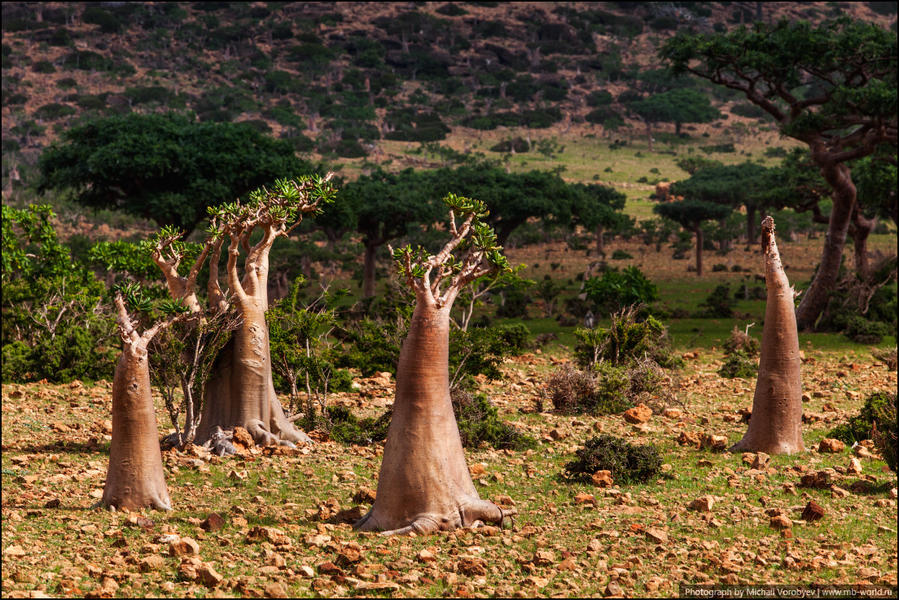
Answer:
[795, 161, 856, 330]
[355, 300, 510, 535]
[101, 298, 173, 511]
[731, 217, 804, 454]
[355, 198, 515, 535]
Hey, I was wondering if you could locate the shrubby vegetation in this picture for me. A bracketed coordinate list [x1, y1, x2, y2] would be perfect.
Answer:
[564, 435, 663, 484]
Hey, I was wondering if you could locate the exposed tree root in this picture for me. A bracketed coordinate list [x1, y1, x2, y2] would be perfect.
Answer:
[354, 499, 516, 536]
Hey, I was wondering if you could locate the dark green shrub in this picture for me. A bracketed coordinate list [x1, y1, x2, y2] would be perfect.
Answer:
[449, 323, 531, 389]
[564, 435, 663, 484]
[436, 3, 468, 16]
[495, 286, 531, 318]
[583, 266, 658, 315]
[718, 351, 757, 379]
[489, 137, 530, 153]
[574, 306, 681, 370]
[828, 391, 896, 445]
[586, 90, 614, 107]
[32, 60, 56, 73]
[611, 249, 632, 260]
[304, 406, 392, 446]
[83, 6, 123, 33]
[335, 318, 404, 377]
[698, 284, 734, 318]
[56, 77, 78, 90]
[731, 102, 767, 119]
[723, 325, 759, 356]
[452, 390, 536, 450]
[845, 316, 891, 344]
[33, 103, 76, 121]
[700, 143, 736, 154]
[872, 395, 897, 472]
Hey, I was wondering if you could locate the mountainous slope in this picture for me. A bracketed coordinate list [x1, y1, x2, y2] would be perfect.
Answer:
[2, 1, 896, 181]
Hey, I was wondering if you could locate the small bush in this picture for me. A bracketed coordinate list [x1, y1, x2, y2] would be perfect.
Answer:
[452, 390, 537, 450]
[698, 284, 735, 318]
[610, 249, 632, 260]
[301, 406, 391, 446]
[33, 103, 76, 121]
[547, 364, 596, 414]
[32, 60, 56, 73]
[574, 306, 680, 370]
[718, 351, 757, 379]
[723, 325, 759, 356]
[845, 316, 891, 344]
[872, 394, 897, 472]
[583, 266, 658, 315]
[828, 391, 896, 445]
[564, 435, 663, 484]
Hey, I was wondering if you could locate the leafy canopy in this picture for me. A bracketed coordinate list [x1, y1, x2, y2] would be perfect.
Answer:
[38, 112, 315, 234]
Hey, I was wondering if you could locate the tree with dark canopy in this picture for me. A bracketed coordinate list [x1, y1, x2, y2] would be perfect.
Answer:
[37, 113, 314, 234]
[661, 16, 897, 329]
[654, 199, 732, 276]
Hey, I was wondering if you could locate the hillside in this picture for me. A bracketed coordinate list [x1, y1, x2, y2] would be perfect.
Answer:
[2, 1, 896, 189]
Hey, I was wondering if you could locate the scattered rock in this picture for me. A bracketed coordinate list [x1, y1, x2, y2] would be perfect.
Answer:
[197, 563, 223, 587]
[3, 545, 26, 557]
[623, 403, 652, 424]
[458, 557, 487, 576]
[591, 470, 614, 487]
[201, 512, 225, 532]
[701, 434, 728, 452]
[677, 431, 703, 448]
[169, 536, 200, 557]
[604, 580, 624, 596]
[549, 428, 567, 440]
[417, 549, 437, 563]
[231, 427, 254, 448]
[644, 527, 668, 544]
[333, 505, 366, 524]
[800, 469, 837, 489]
[264, 582, 288, 598]
[847, 457, 863, 474]
[533, 550, 555, 566]
[247, 526, 292, 547]
[44, 498, 61, 509]
[662, 407, 682, 419]
[352, 488, 377, 504]
[575, 492, 597, 506]
[769, 515, 792, 530]
[139, 555, 166, 572]
[688, 495, 715, 512]
[819, 438, 846, 453]
[801, 501, 826, 522]
[830, 486, 851, 499]
[752, 452, 770, 469]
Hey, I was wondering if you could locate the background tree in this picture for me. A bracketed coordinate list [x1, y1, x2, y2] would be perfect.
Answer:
[355, 193, 516, 535]
[569, 182, 630, 257]
[627, 88, 720, 151]
[661, 16, 898, 329]
[319, 168, 441, 299]
[654, 200, 732, 275]
[671, 162, 770, 244]
[37, 112, 314, 234]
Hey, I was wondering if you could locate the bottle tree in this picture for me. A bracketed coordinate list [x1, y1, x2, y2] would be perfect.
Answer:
[101, 285, 187, 511]
[731, 217, 804, 454]
[355, 193, 516, 535]
[195, 175, 337, 452]
[660, 16, 897, 329]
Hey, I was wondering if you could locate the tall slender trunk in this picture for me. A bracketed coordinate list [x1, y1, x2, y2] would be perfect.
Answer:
[795, 162, 856, 330]
[746, 205, 757, 246]
[731, 217, 804, 454]
[355, 301, 509, 535]
[594, 224, 605, 257]
[645, 120, 654, 153]
[694, 225, 703, 276]
[102, 348, 171, 511]
[363, 242, 378, 298]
